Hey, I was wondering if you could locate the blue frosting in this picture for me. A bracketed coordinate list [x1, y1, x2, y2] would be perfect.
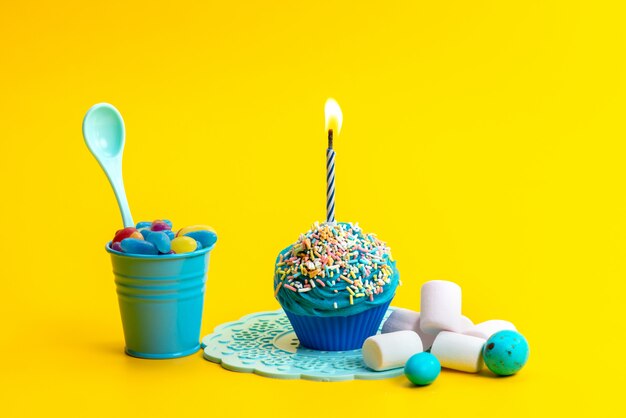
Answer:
[273, 223, 399, 317]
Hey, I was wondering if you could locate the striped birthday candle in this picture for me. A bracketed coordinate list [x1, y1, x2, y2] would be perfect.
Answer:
[327, 131, 336, 222]
[324, 98, 342, 223]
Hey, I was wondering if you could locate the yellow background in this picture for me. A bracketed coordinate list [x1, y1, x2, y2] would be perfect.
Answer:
[1, 0, 624, 416]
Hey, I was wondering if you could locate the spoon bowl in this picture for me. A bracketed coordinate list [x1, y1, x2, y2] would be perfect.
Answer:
[83, 105, 125, 158]
[83, 103, 134, 227]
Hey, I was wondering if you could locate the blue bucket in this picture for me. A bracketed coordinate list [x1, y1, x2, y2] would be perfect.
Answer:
[106, 243, 214, 359]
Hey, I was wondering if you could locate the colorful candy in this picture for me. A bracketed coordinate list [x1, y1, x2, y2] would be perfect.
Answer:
[171, 236, 198, 254]
[183, 230, 217, 248]
[146, 231, 171, 253]
[120, 238, 158, 255]
[176, 225, 215, 237]
[150, 220, 172, 232]
[109, 220, 216, 256]
[113, 227, 143, 243]
[482, 330, 529, 376]
[404, 352, 441, 386]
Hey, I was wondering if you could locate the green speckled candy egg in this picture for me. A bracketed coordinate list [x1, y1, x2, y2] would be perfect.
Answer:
[483, 330, 529, 376]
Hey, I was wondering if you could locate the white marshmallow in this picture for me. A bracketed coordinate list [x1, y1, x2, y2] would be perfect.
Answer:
[430, 331, 485, 373]
[420, 280, 464, 334]
[362, 330, 423, 371]
[464, 320, 516, 340]
[458, 315, 474, 333]
[381, 309, 437, 350]
[382, 308, 420, 333]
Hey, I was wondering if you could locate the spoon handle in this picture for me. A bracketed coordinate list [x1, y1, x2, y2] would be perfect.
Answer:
[103, 158, 134, 228]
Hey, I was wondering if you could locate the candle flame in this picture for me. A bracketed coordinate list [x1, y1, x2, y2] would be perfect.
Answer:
[324, 98, 343, 135]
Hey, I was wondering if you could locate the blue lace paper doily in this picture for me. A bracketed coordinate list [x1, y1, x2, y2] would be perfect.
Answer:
[201, 307, 403, 381]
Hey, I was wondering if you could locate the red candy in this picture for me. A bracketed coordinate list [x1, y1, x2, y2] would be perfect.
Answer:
[113, 227, 143, 243]
[150, 220, 171, 232]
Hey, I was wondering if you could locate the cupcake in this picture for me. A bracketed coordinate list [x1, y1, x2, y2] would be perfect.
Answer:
[274, 222, 399, 351]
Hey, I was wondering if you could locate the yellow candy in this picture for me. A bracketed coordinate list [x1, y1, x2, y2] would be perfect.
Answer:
[176, 224, 215, 237]
[171, 236, 197, 254]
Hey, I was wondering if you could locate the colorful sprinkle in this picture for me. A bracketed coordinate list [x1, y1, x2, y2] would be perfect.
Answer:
[274, 282, 283, 296]
[274, 222, 395, 306]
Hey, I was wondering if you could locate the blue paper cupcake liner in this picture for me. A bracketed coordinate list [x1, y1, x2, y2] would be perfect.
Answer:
[283, 301, 391, 351]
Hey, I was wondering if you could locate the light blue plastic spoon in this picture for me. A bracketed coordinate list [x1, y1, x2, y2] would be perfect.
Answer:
[83, 103, 134, 227]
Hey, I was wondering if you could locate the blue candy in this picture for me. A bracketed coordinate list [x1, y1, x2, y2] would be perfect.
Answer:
[184, 230, 217, 248]
[120, 238, 158, 255]
[146, 231, 172, 254]
[404, 352, 440, 386]
[136, 221, 152, 229]
[139, 229, 152, 239]
[483, 330, 529, 376]
[165, 230, 175, 240]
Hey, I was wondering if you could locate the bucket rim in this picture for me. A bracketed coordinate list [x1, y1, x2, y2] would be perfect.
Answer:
[105, 241, 215, 260]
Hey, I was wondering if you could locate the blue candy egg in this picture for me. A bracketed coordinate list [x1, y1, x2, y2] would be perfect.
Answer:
[139, 228, 152, 239]
[136, 221, 152, 229]
[146, 231, 172, 254]
[184, 230, 217, 248]
[120, 238, 158, 255]
[404, 352, 440, 386]
[165, 230, 175, 240]
[483, 330, 529, 376]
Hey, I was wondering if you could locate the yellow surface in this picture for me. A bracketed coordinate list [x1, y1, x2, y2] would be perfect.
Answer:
[1, 1, 624, 416]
